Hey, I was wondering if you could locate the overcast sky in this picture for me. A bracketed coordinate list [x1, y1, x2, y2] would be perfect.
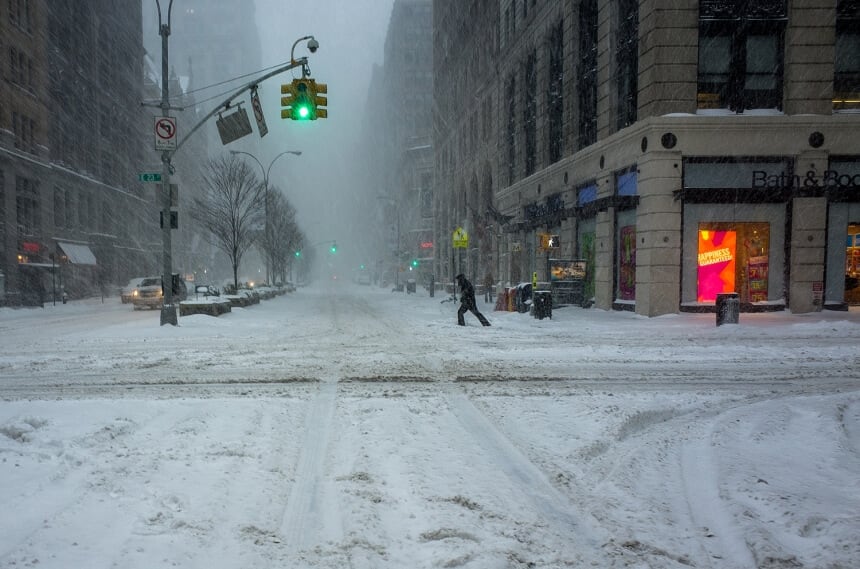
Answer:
[253, 0, 396, 269]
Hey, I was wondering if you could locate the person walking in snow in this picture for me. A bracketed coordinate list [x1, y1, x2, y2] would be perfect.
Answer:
[455, 273, 491, 326]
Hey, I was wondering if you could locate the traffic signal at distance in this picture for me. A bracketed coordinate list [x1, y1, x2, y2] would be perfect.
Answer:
[330, 241, 337, 253]
[295, 250, 301, 257]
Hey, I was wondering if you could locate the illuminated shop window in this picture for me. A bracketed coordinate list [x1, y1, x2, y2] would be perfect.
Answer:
[698, 223, 770, 303]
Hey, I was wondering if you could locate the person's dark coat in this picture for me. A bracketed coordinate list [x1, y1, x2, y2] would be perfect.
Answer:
[455, 274, 491, 326]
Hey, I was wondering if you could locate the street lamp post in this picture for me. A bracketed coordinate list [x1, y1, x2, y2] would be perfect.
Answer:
[230, 150, 301, 285]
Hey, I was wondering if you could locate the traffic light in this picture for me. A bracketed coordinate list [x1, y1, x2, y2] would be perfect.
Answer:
[311, 80, 327, 119]
[548, 235, 560, 248]
[281, 79, 314, 120]
[411, 259, 419, 268]
[330, 241, 337, 253]
[294, 250, 301, 258]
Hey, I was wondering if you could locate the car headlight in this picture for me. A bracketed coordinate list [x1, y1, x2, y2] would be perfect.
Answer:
[132, 290, 138, 297]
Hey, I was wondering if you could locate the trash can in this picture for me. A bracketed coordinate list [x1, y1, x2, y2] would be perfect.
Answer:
[715, 292, 740, 326]
[533, 290, 552, 320]
[515, 283, 532, 313]
[406, 278, 416, 294]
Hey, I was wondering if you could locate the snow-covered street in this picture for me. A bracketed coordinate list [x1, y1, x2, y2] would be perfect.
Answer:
[1, 284, 859, 568]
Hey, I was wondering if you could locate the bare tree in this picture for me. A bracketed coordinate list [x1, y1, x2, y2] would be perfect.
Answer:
[264, 187, 305, 284]
[191, 155, 264, 291]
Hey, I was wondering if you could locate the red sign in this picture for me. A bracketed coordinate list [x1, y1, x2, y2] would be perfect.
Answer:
[22, 242, 41, 253]
[420, 241, 434, 249]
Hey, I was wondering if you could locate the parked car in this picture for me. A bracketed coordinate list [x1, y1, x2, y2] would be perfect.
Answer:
[194, 284, 220, 298]
[121, 278, 144, 304]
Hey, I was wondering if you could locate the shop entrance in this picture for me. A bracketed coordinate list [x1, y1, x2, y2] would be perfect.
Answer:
[697, 223, 770, 303]
[847, 223, 860, 305]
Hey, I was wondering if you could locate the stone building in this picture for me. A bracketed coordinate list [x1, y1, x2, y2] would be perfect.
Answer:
[1, 0, 150, 305]
[433, 0, 860, 315]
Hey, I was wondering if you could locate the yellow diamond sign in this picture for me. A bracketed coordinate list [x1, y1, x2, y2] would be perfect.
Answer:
[452, 227, 469, 249]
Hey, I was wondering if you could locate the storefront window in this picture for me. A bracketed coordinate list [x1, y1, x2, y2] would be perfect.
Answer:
[618, 225, 636, 301]
[578, 226, 596, 302]
[847, 224, 860, 304]
[698, 223, 770, 303]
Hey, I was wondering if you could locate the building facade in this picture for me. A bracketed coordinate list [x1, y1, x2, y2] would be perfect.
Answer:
[433, 0, 860, 316]
[1, 0, 152, 305]
[370, 0, 435, 288]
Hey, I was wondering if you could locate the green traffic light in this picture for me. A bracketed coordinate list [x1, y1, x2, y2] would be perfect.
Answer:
[411, 259, 419, 267]
[291, 81, 314, 121]
[295, 250, 301, 257]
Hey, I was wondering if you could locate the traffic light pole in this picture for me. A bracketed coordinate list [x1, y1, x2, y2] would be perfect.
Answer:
[157, 1, 177, 326]
[149, 2, 316, 326]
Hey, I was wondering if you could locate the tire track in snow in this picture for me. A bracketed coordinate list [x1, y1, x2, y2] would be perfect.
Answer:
[681, 420, 757, 569]
[279, 380, 341, 552]
[445, 388, 607, 555]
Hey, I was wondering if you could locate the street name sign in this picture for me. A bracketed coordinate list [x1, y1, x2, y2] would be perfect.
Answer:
[139, 173, 162, 183]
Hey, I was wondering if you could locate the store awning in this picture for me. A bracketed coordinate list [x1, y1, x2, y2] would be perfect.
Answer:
[57, 242, 97, 265]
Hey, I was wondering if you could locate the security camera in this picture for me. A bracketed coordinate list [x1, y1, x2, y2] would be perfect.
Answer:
[307, 38, 319, 53]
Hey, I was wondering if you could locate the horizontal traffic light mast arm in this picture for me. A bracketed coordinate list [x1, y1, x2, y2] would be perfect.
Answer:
[173, 55, 311, 155]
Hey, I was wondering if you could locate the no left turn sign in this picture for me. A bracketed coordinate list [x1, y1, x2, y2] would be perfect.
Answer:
[154, 116, 177, 150]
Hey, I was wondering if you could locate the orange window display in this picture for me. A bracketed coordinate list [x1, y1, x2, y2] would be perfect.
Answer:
[698, 223, 770, 303]
[847, 225, 860, 305]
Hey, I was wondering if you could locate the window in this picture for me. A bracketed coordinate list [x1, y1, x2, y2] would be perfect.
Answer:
[577, 0, 598, 149]
[506, 75, 516, 184]
[834, 0, 860, 111]
[54, 187, 65, 229]
[698, 0, 786, 112]
[616, 0, 639, 129]
[420, 172, 433, 218]
[524, 51, 537, 176]
[548, 20, 564, 164]
[15, 176, 39, 237]
[9, 0, 32, 32]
